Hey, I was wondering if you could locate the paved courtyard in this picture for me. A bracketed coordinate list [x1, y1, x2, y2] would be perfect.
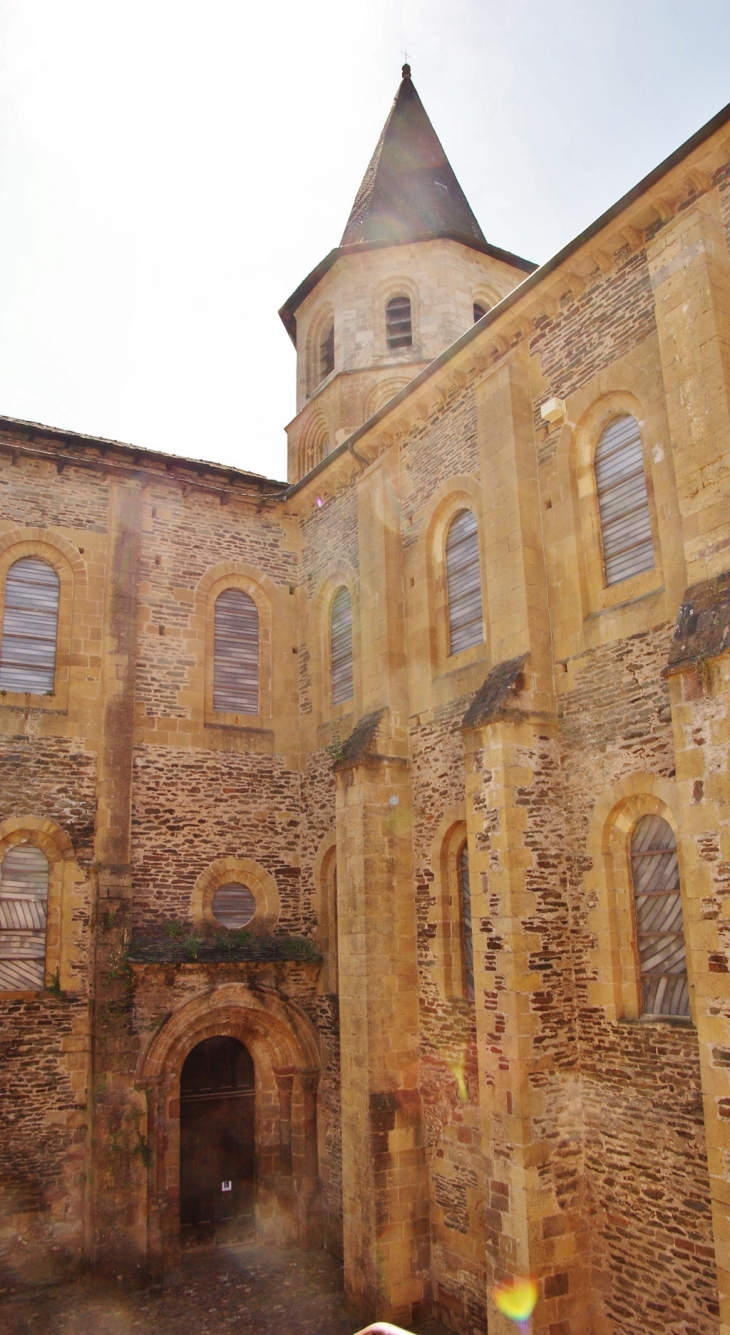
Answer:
[0, 1243, 450, 1335]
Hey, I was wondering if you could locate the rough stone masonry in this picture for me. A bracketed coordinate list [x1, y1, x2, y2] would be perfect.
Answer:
[3, 63, 730, 1335]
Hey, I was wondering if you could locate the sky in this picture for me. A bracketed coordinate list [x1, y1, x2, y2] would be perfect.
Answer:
[0, 1, 729, 483]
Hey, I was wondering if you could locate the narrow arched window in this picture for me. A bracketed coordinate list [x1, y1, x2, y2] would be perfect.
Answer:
[458, 839, 474, 1000]
[320, 323, 334, 380]
[631, 815, 689, 1017]
[473, 302, 488, 323]
[386, 296, 412, 349]
[213, 589, 259, 715]
[595, 415, 654, 586]
[0, 844, 49, 991]
[331, 586, 353, 706]
[446, 510, 483, 654]
[0, 557, 60, 694]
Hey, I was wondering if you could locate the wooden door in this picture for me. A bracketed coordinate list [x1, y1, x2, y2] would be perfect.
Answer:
[180, 1036, 255, 1236]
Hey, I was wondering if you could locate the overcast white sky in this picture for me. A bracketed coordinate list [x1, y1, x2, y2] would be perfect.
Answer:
[1, 1, 729, 482]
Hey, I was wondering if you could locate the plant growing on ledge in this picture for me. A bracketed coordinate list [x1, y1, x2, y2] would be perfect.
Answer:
[183, 933, 201, 960]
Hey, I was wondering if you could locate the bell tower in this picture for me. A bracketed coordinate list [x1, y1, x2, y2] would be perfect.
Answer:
[279, 65, 535, 484]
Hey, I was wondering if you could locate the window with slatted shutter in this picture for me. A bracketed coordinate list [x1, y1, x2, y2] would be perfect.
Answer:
[458, 840, 474, 1001]
[0, 557, 60, 694]
[0, 844, 49, 991]
[446, 510, 483, 655]
[331, 586, 353, 706]
[630, 815, 689, 1017]
[319, 324, 335, 381]
[213, 589, 259, 715]
[386, 296, 412, 349]
[595, 415, 655, 586]
[212, 884, 256, 929]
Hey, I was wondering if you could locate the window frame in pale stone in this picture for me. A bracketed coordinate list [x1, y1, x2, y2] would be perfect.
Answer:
[585, 774, 694, 1025]
[0, 816, 81, 996]
[306, 303, 336, 397]
[191, 856, 280, 936]
[630, 813, 689, 1019]
[429, 808, 475, 1003]
[572, 392, 663, 617]
[314, 832, 338, 994]
[373, 276, 419, 359]
[0, 532, 84, 714]
[298, 413, 331, 479]
[420, 479, 489, 676]
[314, 564, 360, 730]
[199, 566, 273, 731]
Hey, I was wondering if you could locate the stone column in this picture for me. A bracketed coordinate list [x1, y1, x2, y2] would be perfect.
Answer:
[297, 1068, 321, 1248]
[335, 450, 429, 1324]
[470, 354, 589, 1333]
[271, 1065, 297, 1244]
[664, 581, 730, 1334]
[89, 480, 144, 1278]
[273, 1066, 295, 1175]
[647, 190, 730, 586]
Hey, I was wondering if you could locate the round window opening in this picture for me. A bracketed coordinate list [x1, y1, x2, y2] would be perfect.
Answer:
[212, 883, 256, 929]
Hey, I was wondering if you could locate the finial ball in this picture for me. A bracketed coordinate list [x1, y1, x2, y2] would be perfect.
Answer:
[402, 63, 411, 79]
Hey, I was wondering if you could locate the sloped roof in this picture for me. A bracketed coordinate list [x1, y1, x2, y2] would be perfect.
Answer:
[341, 65, 487, 248]
[278, 67, 535, 344]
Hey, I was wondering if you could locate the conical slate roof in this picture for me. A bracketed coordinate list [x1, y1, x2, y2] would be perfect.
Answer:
[341, 65, 487, 249]
[279, 66, 535, 345]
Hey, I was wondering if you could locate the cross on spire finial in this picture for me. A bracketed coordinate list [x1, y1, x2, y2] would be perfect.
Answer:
[401, 52, 411, 79]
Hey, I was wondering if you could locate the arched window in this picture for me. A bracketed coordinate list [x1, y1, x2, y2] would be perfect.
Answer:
[0, 557, 60, 694]
[595, 415, 654, 586]
[446, 510, 483, 654]
[630, 815, 689, 1017]
[458, 839, 474, 1000]
[386, 296, 412, 350]
[213, 589, 259, 715]
[319, 323, 335, 381]
[331, 586, 353, 706]
[0, 844, 49, 991]
[473, 302, 488, 323]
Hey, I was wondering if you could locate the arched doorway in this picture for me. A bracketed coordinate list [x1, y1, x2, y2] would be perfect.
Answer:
[180, 1035, 255, 1242]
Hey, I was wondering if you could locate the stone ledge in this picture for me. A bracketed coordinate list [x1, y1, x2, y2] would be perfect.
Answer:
[664, 570, 730, 674]
[461, 653, 528, 729]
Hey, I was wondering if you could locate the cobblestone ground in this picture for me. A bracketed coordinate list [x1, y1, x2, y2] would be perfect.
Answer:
[0, 1244, 450, 1335]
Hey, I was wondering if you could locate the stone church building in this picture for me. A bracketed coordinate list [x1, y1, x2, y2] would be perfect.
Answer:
[3, 64, 730, 1335]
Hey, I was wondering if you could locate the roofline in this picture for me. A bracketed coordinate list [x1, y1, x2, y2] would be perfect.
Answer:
[278, 233, 537, 345]
[283, 95, 730, 500]
[0, 414, 287, 494]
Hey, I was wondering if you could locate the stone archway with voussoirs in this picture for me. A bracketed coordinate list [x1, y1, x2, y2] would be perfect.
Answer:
[135, 981, 322, 1271]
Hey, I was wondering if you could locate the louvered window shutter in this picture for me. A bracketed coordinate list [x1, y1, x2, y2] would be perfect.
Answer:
[458, 839, 474, 1001]
[0, 844, 49, 991]
[630, 815, 689, 1017]
[331, 586, 353, 706]
[320, 324, 335, 380]
[213, 589, 259, 715]
[595, 415, 655, 586]
[386, 296, 412, 349]
[0, 557, 60, 694]
[446, 510, 484, 655]
[212, 884, 256, 929]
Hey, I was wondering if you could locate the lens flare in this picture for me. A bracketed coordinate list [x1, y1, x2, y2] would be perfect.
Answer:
[445, 1057, 468, 1103]
[491, 1276, 538, 1325]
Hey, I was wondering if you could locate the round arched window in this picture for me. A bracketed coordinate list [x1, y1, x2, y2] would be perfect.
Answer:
[212, 883, 256, 929]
